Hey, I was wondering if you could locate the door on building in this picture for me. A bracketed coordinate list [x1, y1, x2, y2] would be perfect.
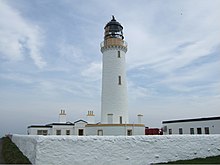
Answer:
[127, 129, 132, 136]
[97, 130, 103, 136]
[78, 129, 84, 136]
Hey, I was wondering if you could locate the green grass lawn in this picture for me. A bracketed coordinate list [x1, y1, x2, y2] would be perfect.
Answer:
[2, 136, 31, 164]
[162, 155, 220, 164]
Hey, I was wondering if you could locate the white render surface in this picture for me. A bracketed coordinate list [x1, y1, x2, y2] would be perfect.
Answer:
[86, 125, 145, 136]
[163, 119, 220, 135]
[101, 47, 128, 124]
[27, 127, 51, 135]
[12, 134, 220, 165]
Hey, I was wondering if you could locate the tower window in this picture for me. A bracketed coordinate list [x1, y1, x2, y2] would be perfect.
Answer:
[118, 76, 121, 85]
[118, 51, 120, 58]
[119, 116, 122, 124]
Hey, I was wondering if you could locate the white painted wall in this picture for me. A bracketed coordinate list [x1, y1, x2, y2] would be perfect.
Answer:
[27, 124, 144, 136]
[86, 125, 145, 136]
[51, 125, 74, 135]
[163, 119, 220, 135]
[74, 122, 87, 135]
[27, 127, 51, 135]
[12, 134, 220, 165]
[101, 47, 128, 124]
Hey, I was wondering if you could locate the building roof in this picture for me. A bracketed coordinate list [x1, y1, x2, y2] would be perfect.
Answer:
[27, 125, 52, 128]
[86, 124, 145, 127]
[46, 122, 75, 126]
[74, 119, 88, 124]
[28, 122, 75, 128]
[104, 16, 123, 30]
[162, 116, 220, 124]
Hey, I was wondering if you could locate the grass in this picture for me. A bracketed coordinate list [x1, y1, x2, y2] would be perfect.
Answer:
[2, 136, 31, 164]
[161, 155, 220, 164]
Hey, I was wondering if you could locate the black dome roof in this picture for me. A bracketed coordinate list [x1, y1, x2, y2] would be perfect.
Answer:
[104, 16, 123, 31]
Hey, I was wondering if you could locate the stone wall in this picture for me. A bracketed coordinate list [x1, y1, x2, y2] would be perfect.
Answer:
[12, 134, 220, 165]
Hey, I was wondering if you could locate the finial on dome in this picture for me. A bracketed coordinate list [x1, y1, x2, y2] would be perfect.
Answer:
[112, 15, 116, 21]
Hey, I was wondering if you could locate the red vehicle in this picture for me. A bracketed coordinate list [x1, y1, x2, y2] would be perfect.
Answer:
[145, 127, 162, 135]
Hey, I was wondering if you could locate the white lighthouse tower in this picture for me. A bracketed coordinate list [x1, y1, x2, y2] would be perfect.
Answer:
[100, 16, 129, 124]
[27, 16, 145, 136]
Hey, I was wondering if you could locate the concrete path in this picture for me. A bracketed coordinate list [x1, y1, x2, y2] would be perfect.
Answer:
[0, 138, 5, 164]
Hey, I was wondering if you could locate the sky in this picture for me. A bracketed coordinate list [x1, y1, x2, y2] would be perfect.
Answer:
[0, 0, 220, 137]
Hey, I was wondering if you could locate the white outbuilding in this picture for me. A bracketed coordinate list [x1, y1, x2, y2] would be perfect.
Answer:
[162, 116, 220, 135]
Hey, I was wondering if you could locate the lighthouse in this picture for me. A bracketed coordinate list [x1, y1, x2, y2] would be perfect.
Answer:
[28, 16, 145, 136]
[100, 16, 129, 124]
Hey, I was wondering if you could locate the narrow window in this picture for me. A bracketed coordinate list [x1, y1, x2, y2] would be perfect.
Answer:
[127, 130, 132, 136]
[197, 128, 202, 134]
[204, 127, 209, 134]
[78, 129, 84, 136]
[118, 76, 122, 85]
[97, 130, 103, 136]
[179, 128, 183, 135]
[119, 116, 122, 124]
[56, 130, 61, 135]
[118, 51, 120, 58]
[190, 128, 194, 134]
[66, 130, 70, 135]
[168, 129, 172, 135]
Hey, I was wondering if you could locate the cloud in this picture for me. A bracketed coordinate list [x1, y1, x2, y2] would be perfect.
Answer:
[58, 42, 85, 64]
[81, 62, 102, 81]
[0, 1, 46, 68]
[0, 73, 33, 84]
[121, 0, 220, 101]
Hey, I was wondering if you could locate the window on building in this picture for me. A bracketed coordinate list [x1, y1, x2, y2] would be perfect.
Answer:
[118, 76, 122, 85]
[37, 130, 48, 135]
[119, 116, 122, 124]
[127, 130, 132, 136]
[56, 130, 61, 135]
[190, 128, 194, 134]
[78, 129, 84, 136]
[118, 51, 120, 58]
[204, 127, 210, 134]
[66, 130, 70, 135]
[97, 130, 103, 136]
[43, 130, 48, 136]
[168, 129, 172, 135]
[179, 128, 183, 135]
[197, 128, 202, 134]
[37, 130, 42, 135]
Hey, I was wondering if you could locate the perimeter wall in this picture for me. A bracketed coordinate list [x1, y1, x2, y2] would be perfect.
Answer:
[12, 134, 220, 165]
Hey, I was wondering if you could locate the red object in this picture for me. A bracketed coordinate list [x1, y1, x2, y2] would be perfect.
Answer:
[145, 128, 162, 135]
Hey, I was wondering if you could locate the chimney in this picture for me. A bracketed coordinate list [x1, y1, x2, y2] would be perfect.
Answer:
[87, 111, 95, 124]
[107, 114, 113, 124]
[137, 114, 143, 124]
[59, 110, 67, 123]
